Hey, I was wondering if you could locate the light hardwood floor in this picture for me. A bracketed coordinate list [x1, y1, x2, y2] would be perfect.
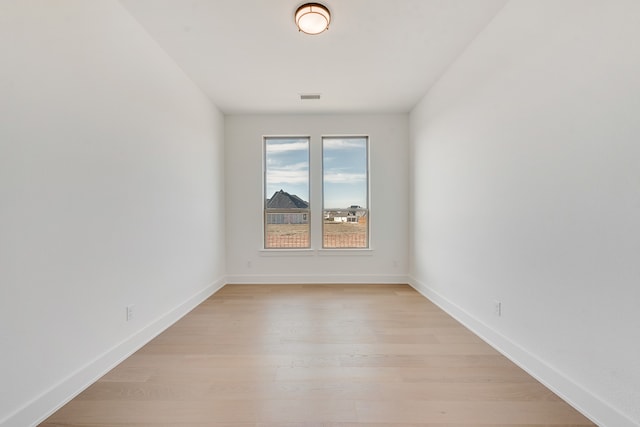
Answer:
[42, 284, 595, 426]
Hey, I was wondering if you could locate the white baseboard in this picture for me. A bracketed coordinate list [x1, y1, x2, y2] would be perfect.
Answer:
[225, 273, 410, 284]
[2, 278, 226, 427]
[408, 276, 637, 427]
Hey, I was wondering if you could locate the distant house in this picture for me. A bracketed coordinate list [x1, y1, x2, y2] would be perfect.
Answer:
[324, 205, 366, 223]
[266, 190, 309, 224]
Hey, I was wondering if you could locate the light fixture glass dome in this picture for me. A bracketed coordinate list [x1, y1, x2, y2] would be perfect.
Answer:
[295, 3, 331, 35]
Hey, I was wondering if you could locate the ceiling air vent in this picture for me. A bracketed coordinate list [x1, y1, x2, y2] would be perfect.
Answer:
[300, 94, 321, 100]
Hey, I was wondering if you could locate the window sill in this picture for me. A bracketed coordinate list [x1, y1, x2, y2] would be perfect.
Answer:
[258, 248, 374, 257]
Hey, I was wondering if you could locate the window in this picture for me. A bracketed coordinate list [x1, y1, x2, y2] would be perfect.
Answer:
[264, 137, 310, 248]
[322, 136, 369, 248]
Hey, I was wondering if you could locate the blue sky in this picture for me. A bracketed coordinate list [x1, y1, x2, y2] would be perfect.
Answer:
[265, 138, 309, 202]
[264, 136, 368, 209]
[323, 137, 367, 209]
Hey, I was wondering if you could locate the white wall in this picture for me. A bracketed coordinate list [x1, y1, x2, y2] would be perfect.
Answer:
[225, 114, 409, 283]
[0, 2, 226, 426]
[409, 1, 640, 426]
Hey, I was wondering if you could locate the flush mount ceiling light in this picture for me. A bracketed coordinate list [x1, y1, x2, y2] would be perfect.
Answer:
[295, 3, 331, 35]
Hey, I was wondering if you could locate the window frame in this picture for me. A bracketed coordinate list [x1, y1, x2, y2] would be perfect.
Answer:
[321, 135, 370, 249]
[263, 136, 311, 250]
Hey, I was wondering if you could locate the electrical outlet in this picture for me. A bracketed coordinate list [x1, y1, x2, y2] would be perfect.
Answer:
[126, 305, 135, 321]
[494, 301, 502, 317]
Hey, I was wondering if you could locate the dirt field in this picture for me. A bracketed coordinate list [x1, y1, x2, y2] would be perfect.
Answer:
[265, 221, 368, 248]
[265, 224, 309, 248]
[323, 221, 368, 248]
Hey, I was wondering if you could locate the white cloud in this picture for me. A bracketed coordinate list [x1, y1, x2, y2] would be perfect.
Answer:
[323, 138, 366, 150]
[323, 171, 366, 183]
[266, 141, 308, 153]
[267, 168, 308, 184]
[284, 162, 308, 171]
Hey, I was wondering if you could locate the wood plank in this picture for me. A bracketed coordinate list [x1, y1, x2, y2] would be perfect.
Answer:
[41, 284, 595, 426]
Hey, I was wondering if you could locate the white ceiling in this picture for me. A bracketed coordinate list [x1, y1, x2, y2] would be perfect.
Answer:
[119, 0, 507, 114]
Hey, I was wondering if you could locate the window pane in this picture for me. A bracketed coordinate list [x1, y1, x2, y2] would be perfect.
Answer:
[322, 137, 368, 248]
[264, 137, 310, 248]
